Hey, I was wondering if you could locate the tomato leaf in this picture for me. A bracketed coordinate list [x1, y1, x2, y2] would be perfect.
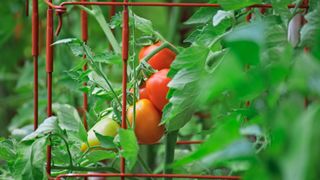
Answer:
[212, 10, 234, 27]
[86, 150, 117, 163]
[134, 14, 154, 35]
[173, 116, 243, 166]
[53, 103, 87, 142]
[118, 128, 139, 170]
[13, 138, 47, 180]
[22, 116, 61, 141]
[163, 46, 209, 131]
[0, 138, 17, 162]
[95, 132, 117, 149]
[184, 7, 218, 25]
[282, 105, 320, 180]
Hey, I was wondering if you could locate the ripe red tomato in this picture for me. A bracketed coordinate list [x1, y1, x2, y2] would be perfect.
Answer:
[127, 99, 164, 144]
[146, 69, 171, 111]
[139, 42, 176, 70]
[139, 87, 149, 99]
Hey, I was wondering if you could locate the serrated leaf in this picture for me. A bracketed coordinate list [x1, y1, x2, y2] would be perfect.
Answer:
[93, 52, 122, 65]
[88, 71, 111, 91]
[163, 46, 209, 131]
[212, 10, 234, 27]
[14, 138, 47, 180]
[68, 42, 84, 57]
[118, 129, 139, 170]
[173, 116, 242, 166]
[0, 139, 17, 162]
[52, 103, 87, 142]
[134, 14, 154, 35]
[95, 132, 117, 149]
[22, 117, 60, 141]
[185, 7, 218, 25]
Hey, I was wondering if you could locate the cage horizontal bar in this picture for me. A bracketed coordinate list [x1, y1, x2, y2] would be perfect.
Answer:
[44, 1, 309, 11]
[56, 173, 240, 179]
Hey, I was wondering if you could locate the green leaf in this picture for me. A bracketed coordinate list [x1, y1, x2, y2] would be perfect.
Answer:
[163, 46, 209, 131]
[201, 139, 255, 171]
[95, 132, 117, 149]
[0, 139, 17, 162]
[86, 150, 117, 163]
[93, 52, 122, 65]
[224, 21, 265, 65]
[88, 71, 112, 91]
[282, 105, 320, 180]
[173, 116, 242, 166]
[218, 0, 262, 10]
[14, 138, 47, 180]
[270, 0, 291, 18]
[118, 129, 139, 170]
[287, 53, 320, 95]
[53, 103, 87, 142]
[134, 14, 154, 35]
[212, 10, 234, 27]
[22, 117, 60, 141]
[52, 38, 81, 46]
[184, 7, 218, 25]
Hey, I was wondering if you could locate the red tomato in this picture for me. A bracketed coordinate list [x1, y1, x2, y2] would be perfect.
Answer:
[146, 69, 171, 111]
[139, 42, 176, 70]
[139, 87, 149, 99]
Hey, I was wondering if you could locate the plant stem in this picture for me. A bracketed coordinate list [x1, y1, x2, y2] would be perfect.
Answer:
[167, 0, 181, 43]
[133, 42, 176, 81]
[82, 43, 122, 107]
[75, 3, 121, 54]
[75, 5, 94, 16]
[138, 154, 154, 180]
[94, 8, 121, 54]
[51, 134, 74, 168]
[164, 130, 178, 180]
[154, 32, 179, 54]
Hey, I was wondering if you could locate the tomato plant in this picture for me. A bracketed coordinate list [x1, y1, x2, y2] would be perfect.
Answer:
[1, 1, 320, 180]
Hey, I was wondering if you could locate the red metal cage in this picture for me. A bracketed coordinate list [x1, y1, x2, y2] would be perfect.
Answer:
[28, 0, 309, 179]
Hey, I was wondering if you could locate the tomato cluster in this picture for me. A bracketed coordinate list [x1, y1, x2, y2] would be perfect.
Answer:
[127, 42, 176, 144]
[82, 42, 175, 149]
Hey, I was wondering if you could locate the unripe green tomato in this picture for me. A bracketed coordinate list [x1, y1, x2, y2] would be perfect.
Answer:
[81, 117, 120, 152]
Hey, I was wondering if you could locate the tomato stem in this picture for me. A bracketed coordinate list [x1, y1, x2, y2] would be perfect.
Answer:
[138, 154, 155, 180]
[50, 134, 74, 168]
[167, 0, 182, 43]
[82, 43, 122, 108]
[77, 2, 121, 54]
[164, 130, 178, 180]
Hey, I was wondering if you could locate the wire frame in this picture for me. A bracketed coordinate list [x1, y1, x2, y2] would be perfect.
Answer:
[28, 0, 310, 179]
